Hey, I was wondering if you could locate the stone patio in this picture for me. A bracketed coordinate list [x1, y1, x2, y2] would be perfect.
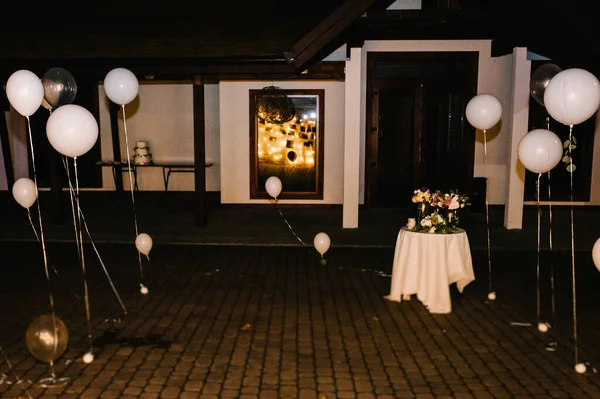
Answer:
[1, 239, 600, 398]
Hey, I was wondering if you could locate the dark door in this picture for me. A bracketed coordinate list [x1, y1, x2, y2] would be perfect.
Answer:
[366, 52, 478, 208]
[374, 85, 416, 206]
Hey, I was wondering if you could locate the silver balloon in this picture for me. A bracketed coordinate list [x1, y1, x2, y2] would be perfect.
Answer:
[42, 67, 77, 110]
[530, 63, 562, 106]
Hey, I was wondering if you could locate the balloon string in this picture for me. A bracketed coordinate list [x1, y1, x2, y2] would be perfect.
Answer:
[63, 157, 82, 264]
[121, 105, 144, 281]
[25, 116, 57, 377]
[483, 129, 493, 294]
[74, 157, 94, 352]
[26, 209, 40, 242]
[546, 113, 556, 327]
[61, 158, 127, 314]
[568, 125, 579, 365]
[536, 173, 541, 322]
[26, 209, 60, 277]
[547, 170, 556, 324]
[0, 345, 33, 399]
[274, 201, 309, 248]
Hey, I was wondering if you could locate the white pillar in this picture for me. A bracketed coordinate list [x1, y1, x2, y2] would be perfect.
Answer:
[343, 47, 363, 228]
[504, 47, 531, 229]
[8, 107, 28, 179]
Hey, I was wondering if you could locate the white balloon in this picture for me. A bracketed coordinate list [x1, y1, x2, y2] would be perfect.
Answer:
[135, 233, 153, 256]
[517, 129, 563, 174]
[265, 176, 282, 199]
[592, 238, 600, 272]
[466, 94, 502, 131]
[314, 232, 331, 256]
[12, 177, 37, 209]
[544, 68, 600, 126]
[575, 363, 587, 374]
[103, 68, 139, 105]
[5, 70, 44, 117]
[46, 105, 98, 158]
[82, 352, 94, 364]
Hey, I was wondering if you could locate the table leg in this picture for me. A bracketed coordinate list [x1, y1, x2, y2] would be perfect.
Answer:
[111, 165, 117, 188]
[133, 166, 139, 191]
[162, 167, 170, 192]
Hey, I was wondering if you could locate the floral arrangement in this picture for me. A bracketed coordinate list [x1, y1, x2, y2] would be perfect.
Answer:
[411, 211, 454, 234]
[409, 188, 470, 234]
[431, 190, 470, 211]
[411, 187, 431, 204]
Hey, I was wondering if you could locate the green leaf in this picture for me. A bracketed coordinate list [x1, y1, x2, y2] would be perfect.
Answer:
[566, 164, 576, 173]
[572, 136, 577, 145]
[562, 155, 571, 163]
[563, 140, 570, 149]
[571, 145, 577, 150]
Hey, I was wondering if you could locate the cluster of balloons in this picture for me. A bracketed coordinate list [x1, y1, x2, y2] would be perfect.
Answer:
[5, 68, 98, 159]
[518, 66, 600, 175]
[6, 67, 78, 117]
[265, 176, 331, 260]
[6, 65, 144, 364]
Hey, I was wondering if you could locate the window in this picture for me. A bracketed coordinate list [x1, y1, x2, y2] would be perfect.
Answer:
[249, 89, 325, 199]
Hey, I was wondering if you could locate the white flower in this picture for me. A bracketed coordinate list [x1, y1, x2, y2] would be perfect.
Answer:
[435, 214, 444, 223]
[429, 227, 436, 233]
[449, 199, 459, 210]
[421, 218, 432, 227]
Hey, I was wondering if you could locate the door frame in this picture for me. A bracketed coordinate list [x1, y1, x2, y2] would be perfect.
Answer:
[365, 51, 479, 208]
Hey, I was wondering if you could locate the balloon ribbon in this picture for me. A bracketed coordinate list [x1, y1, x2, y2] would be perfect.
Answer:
[0, 345, 32, 398]
[73, 157, 94, 354]
[568, 125, 579, 365]
[483, 129, 493, 295]
[121, 105, 145, 283]
[25, 116, 58, 377]
[62, 157, 127, 314]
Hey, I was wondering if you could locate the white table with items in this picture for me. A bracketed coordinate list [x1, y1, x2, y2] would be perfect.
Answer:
[385, 226, 475, 314]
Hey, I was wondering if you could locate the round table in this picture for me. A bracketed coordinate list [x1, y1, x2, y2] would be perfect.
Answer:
[385, 227, 475, 314]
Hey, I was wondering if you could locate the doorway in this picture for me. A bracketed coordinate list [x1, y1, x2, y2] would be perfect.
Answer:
[365, 52, 478, 208]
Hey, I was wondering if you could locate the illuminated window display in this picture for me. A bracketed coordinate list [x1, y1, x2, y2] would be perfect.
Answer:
[249, 89, 324, 199]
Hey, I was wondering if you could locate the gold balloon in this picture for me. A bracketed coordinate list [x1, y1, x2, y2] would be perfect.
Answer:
[25, 315, 69, 363]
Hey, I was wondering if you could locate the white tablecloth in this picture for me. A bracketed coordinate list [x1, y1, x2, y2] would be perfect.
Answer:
[385, 227, 475, 314]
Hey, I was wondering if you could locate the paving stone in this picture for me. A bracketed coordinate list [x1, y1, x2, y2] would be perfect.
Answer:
[160, 387, 181, 398]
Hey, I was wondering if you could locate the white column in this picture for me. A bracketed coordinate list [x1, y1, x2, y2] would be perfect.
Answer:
[343, 47, 363, 228]
[503, 47, 531, 229]
[8, 107, 28, 179]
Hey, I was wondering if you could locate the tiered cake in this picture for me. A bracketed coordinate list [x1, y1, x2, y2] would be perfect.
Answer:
[133, 141, 152, 165]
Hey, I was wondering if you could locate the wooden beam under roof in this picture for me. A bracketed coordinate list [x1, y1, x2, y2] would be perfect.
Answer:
[290, 0, 384, 70]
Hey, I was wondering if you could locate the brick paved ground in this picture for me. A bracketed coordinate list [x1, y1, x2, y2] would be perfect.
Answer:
[1, 242, 600, 398]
